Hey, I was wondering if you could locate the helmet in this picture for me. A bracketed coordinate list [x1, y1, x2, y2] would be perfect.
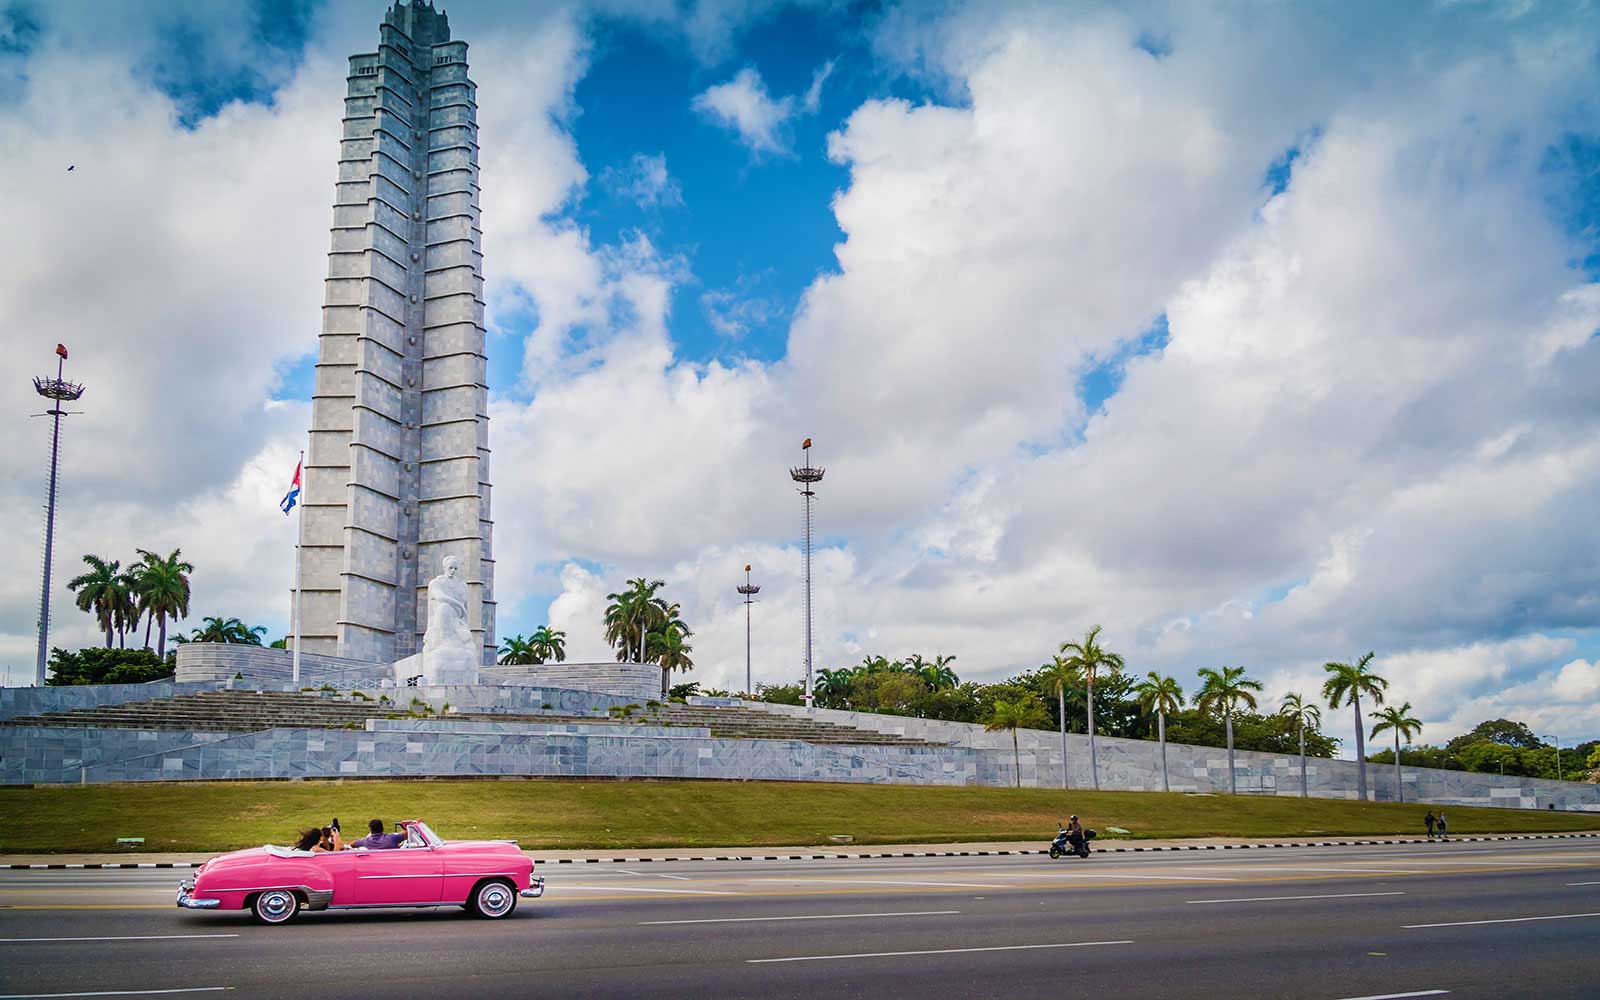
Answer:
[1069, 815, 1077, 820]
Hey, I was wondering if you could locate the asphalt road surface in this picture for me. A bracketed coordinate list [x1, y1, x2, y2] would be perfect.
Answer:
[3, 839, 1598, 998]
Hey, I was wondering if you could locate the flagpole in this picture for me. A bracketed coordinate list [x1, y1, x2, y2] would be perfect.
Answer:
[292, 450, 304, 687]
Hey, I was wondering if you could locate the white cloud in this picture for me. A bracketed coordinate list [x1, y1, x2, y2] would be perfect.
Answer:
[692, 67, 795, 154]
[803, 58, 834, 112]
[601, 152, 684, 209]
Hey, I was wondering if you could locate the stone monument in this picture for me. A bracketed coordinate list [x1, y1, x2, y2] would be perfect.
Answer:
[292, 0, 495, 668]
[418, 556, 478, 684]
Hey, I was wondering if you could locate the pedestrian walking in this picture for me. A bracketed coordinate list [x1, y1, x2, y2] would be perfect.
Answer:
[1436, 810, 1448, 841]
[1424, 810, 1436, 841]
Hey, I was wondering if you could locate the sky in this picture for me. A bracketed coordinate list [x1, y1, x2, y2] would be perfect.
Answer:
[2, 0, 1600, 759]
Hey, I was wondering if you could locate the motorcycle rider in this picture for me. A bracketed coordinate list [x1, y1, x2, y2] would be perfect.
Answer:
[1065, 815, 1086, 854]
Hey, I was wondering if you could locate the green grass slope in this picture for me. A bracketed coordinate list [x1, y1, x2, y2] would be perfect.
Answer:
[3, 780, 1597, 854]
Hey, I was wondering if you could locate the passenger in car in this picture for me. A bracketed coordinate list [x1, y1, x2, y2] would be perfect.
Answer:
[292, 826, 345, 852]
[351, 818, 406, 849]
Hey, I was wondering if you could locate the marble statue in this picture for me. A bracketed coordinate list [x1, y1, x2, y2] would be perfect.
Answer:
[419, 556, 479, 685]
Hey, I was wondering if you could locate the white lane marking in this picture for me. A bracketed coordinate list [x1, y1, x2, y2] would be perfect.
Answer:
[615, 868, 690, 881]
[750, 878, 1005, 889]
[1186, 892, 1406, 904]
[1329, 991, 1449, 1000]
[641, 909, 961, 925]
[555, 885, 739, 895]
[1404, 911, 1600, 929]
[1567, 881, 1600, 886]
[0, 935, 238, 944]
[980, 872, 1238, 882]
[747, 940, 1134, 963]
[0, 989, 231, 999]
[1173, 866, 1426, 875]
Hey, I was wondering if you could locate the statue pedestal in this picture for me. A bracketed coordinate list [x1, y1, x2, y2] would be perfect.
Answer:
[392, 650, 479, 687]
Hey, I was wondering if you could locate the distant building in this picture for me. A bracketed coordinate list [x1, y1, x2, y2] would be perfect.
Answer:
[295, 0, 494, 665]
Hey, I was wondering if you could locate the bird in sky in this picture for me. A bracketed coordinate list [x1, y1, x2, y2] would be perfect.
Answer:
[67, 165, 74, 171]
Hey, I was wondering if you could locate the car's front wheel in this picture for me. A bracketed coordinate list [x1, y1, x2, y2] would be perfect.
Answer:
[468, 879, 517, 919]
[251, 889, 300, 925]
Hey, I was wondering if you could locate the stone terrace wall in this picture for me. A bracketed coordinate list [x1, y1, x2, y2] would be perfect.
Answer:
[175, 644, 392, 686]
[744, 702, 1600, 810]
[481, 663, 659, 701]
[2, 724, 983, 786]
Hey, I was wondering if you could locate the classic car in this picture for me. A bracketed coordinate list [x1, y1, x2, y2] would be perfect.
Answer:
[176, 819, 543, 924]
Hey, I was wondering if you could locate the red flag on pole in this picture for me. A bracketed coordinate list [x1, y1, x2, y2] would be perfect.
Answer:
[55, 344, 68, 359]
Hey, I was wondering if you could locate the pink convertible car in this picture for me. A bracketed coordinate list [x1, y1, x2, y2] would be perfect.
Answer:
[177, 819, 543, 924]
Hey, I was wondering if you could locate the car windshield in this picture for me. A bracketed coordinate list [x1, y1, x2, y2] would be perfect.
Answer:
[410, 821, 442, 847]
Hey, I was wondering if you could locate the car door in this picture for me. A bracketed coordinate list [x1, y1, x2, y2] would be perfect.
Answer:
[352, 843, 443, 905]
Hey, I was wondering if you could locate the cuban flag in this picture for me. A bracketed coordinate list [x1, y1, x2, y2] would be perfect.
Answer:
[280, 460, 302, 515]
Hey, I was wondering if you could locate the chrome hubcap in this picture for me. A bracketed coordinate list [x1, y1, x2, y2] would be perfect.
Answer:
[480, 884, 512, 916]
[259, 891, 294, 921]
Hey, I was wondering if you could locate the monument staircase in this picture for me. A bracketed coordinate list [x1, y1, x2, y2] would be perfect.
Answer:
[4, 690, 946, 749]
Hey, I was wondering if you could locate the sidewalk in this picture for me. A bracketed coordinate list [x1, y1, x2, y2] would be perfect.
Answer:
[5, 831, 1597, 869]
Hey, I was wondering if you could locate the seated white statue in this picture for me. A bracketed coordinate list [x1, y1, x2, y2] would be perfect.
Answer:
[420, 555, 479, 685]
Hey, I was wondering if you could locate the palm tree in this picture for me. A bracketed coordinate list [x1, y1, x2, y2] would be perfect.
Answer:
[1323, 652, 1388, 802]
[1279, 692, 1322, 799]
[1058, 625, 1124, 790]
[132, 548, 192, 658]
[815, 667, 854, 708]
[111, 566, 140, 647]
[1038, 656, 1080, 790]
[1370, 702, 1422, 804]
[648, 624, 694, 697]
[985, 696, 1048, 788]
[67, 555, 125, 648]
[497, 634, 537, 665]
[1134, 672, 1185, 793]
[181, 616, 266, 645]
[529, 625, 567, 663]
[605, 578, 665, 663]
[1196, 666, 1263, 794]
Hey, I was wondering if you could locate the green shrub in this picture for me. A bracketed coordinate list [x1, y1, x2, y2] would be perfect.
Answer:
[45, 647, 172, 686]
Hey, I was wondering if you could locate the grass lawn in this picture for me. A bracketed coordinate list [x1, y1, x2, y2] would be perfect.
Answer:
[4, 780, 1599, 854]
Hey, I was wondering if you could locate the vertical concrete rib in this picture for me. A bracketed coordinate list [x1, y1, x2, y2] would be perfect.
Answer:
[297, 0, 491, 666]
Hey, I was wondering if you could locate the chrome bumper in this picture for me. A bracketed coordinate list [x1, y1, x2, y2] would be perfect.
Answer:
[176, 879, 220, 909]
[520, 876, 545, 899]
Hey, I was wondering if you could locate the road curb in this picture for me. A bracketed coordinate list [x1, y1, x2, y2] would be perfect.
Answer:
[8, 831, 1596, 869]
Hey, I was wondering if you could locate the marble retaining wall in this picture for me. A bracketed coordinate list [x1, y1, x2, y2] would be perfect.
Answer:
[174, 644, 393, 686]
[744, 702, 1600, 810]
[1, 724, 983, 786]
[481, 663, 660, 701]
[365, 718, 707, 739]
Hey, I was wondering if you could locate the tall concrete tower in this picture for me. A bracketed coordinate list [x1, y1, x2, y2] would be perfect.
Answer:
[296, 0, 495, 666]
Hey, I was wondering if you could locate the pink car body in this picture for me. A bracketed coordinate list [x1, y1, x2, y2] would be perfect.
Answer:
[177, 819, 542, 924]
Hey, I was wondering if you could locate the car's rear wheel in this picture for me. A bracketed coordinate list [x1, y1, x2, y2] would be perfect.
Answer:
[468, 879, 517, 919]
[251, 889, 300, 925]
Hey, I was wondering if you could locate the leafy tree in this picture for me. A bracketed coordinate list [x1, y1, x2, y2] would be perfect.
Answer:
[1323, 651, 1388, 801]
[46, 647, 172, 686]
[604, 578, 665, 663]
[846, 670, 928, 715]
[67, 555, 128, 648]
[132, 548, 193, 657]
[754, 681, 804, 706]
[1587, 745, 1600, 773]
[668, 681, 701, 700]
[912, 653, 959, 691]
[269, 637, 287, 649]
[1135, 672, 1185, 793]
[985, 696, 1048, 788]
[1445, 719, 1542, 754]
[647, 624, 694, 697]
[1197, 666, 1262, 794]
[1279, 692, 1322, 798]
[497, 634, 537, 665]
[178, 616, 266, 645]
[529, 625, 567, 663]
[814, 667, 855, 708]
[1058, 625, 1124, 790]
[1370, 702, 1423, 803]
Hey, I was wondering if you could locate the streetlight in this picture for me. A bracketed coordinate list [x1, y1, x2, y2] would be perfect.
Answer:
[789, 438, 824, 708]
[1543, 734, 1562, 782]
[32, 344, 85, 687]
[736, 565, 760, 697]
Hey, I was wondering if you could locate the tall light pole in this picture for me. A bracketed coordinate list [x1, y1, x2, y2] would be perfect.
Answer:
[736, 565, 760, 697]
[32, 344, 85, 687]
[789, 438, 824, 708]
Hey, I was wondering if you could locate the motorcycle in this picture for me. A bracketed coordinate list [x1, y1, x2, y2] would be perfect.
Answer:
[1048, 820, 1095, 859]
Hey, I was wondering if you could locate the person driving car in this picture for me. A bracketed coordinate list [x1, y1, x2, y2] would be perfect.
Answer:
[351, 818, 405, 849]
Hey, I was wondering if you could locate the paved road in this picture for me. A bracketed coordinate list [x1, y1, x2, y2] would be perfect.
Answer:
[2, 839, 1597, 998]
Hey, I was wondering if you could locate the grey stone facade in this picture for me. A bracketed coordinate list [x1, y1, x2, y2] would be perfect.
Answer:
[297, 0, 495, 667]
[481, 663, 661, 701]
[175, 644, 394, 687]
